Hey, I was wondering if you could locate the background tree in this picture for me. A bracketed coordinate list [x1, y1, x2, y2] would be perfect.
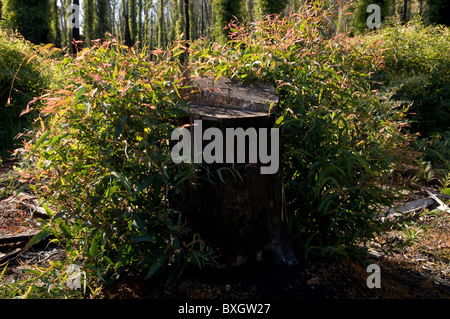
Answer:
[351, 0, 391, 33]
[213, 0, 242, 43]
[83, 0, 95, 41]
[109, 0, 121, 36]
[71, 0, 80, 52]
[401, 0, 408, 24]
[129, 0, 137, 44]
[5, 0, 445, 53]
[254, 0, 288, 17]
[185, 0, 190, 45]
[137, 0, 143, 47]
[1, 0, 51, 44]
[143, 0, 155, 48]
[425, 0, 450, 26]
[121, 0, 133, 46]
[96, 0, 110, 39]
[51, 0, 62, 47]
[158, 0, 167, 47]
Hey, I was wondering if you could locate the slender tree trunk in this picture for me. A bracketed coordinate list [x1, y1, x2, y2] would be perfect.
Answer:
[188, 0, 194, 41]
[185, 0, 190, 46]
[83, 0, 95, 41]
[128, 0, 137, 44]
[110, 0, 119, 37]
[138, 0, 143, 47]
[150, 10, 154, 52]
[124, 12, 133, 46]
[143, 0, 149, 46]
[52, 0, 61, 47]
[122, 0, 133, 46]
[248, 0, 254, 22]
[183, 0, 190, 80]
[97, 0, 110, 39]
[401, 0, 408, 24]
[202, 0, 209, 35]
[71, 0, 80, 53]
[60, 0, 68, 47]
[157, 0, 165, 47]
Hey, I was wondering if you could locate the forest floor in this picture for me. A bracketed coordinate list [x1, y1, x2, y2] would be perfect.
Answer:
[0, 159, 449, 299]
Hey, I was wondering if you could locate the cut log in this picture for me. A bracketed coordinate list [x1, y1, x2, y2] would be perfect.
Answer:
[0, 230, 40, 245]
[180, 77, 297, 268]
[186, 76, 279, 115]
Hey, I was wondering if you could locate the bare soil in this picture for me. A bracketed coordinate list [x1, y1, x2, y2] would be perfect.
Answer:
[0, 160, 449, 299]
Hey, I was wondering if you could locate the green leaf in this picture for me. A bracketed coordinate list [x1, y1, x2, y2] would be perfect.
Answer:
[33, 131, 51, 150]
[216, 168, 225, 183]
[109, 171, 132, 196]
[73, 86, 86, 104]
[275, 116, 284, 126]
[14, 183, 30, 196]
[353, 153, 373, 176]
[441, 188, 450, 196]
[193, 251, 202, 269]
[145, 256, 168, 279]
[132, 234, 154, 243]
[318, 193, 335, 214]
[23, 269, 42, 276]
[215, 66, 227, 83]
[26, 230, 50, 249]
[90, 231, 102, 257]
[134, 175, 155, 195]
[58, 221, 72, 239]
[133, 215, 146, 232]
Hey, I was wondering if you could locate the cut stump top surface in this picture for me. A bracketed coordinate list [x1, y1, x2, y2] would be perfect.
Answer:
[184, 77, 279, 119]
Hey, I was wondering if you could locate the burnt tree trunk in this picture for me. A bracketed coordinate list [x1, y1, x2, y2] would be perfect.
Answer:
[70, 0, 80, 54]
[402, 0, 408, 24]
[181, 77, 297, 268]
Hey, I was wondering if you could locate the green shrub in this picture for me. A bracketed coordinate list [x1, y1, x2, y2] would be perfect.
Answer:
[18, 40, 215, 286]
[0, 28, 60, 159]
[1, 0, 51, 45]
[18, 2, 413, 289]
[190, 2, 409, 258]
[350, 0, 391, 34]
[351, 21, 450, 136]
[424, 0, 450, 27]
[415, 131, 450, 174]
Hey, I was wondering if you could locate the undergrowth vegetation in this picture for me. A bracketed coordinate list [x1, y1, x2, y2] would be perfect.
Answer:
[350, 20, 450, 180]
[352, 21, 450, 137]
[190, 5, 410, 257]
[17, 40, 216, 287]
[1, 2, 448, 297]
[0, 29, 61, 159]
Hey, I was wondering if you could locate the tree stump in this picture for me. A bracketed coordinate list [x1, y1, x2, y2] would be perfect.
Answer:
[181, 77, 297, 268]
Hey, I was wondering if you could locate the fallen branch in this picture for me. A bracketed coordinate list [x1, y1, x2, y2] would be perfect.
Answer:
[0, 248, 21, 264]
[426, 190, 450, 213]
